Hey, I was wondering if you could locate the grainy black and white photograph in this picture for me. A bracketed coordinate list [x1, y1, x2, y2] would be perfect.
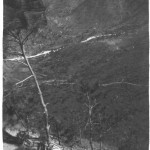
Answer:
[3, 0, 149, 150]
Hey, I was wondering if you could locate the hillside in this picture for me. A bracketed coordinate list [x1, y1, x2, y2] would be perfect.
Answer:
[3, 0, 149, 150]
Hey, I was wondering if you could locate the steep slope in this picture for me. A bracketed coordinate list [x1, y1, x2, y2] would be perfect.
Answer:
[3, 0, 149, 149]
[71, 0, 148, 30]
[4, 22, 148, 149]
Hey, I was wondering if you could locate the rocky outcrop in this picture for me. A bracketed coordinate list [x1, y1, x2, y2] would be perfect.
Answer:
[4, 0, 46, 30]
[4, 0, 45, 11]
[3, 129, 23, 145]
[4, 0, 148, 38]
[71, 0, 148, 30]
[40, 0, 148, 39]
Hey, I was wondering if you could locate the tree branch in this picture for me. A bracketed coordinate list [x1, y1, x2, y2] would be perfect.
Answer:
[42, 79, 75, 86]
[6, 30, 20, 42]
[22, 29, 35, 44]
[16, 60, 28, 66]
[99, 81, 148, 87]
[19, 43, 51, 146]
[15, 75, 33, 86]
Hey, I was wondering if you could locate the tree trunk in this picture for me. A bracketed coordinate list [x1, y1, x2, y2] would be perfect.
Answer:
[79, 128, 82, 144]
[99, 134, 102, 150]
[89, 137, 93, 150]
[56, 126, 61, 145]
[89, 122, 93, 150]
[99, 141, 102, 150]
[20, 43, 51, 146]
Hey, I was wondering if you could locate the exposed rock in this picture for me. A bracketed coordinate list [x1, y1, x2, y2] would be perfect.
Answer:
[71, 0, 148, 30]
[3, 129, 23, 145]
[4, 0, 46, 30]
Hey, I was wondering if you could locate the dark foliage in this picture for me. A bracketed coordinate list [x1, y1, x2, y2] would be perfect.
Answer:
[3, 1, 148, 150]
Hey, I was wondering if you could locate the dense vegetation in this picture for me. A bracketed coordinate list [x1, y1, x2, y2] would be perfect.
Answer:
[3, 0, 148, 150]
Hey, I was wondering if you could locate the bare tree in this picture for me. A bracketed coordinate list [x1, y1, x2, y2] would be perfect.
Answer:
[5, 29, 52, 148]
[84, 93, 100, 150]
